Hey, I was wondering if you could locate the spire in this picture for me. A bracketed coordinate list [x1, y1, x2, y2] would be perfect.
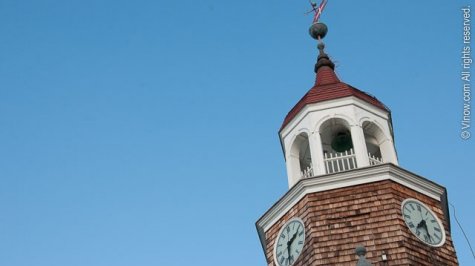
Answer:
[309, 22, 339, 85]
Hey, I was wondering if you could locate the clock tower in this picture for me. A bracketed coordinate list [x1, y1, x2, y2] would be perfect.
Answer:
[255, 10, 459, 266]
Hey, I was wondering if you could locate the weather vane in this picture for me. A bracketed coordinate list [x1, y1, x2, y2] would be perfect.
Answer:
[306, 0, 328, 23]
[307, 0, 329, 42]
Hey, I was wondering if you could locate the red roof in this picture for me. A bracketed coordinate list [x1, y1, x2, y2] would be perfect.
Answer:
[280, 65, 389, 131]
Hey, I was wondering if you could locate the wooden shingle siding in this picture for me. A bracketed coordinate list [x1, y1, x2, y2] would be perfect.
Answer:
[264, 180, 458, 265]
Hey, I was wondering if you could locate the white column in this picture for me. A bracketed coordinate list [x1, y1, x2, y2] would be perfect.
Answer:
[285, 153, 299, 188]
[380, 139, 399, 165]
[309, 130, 326, 175]
[350, 124, 370, 168]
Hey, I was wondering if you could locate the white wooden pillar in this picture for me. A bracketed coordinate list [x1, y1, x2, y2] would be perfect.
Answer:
[379, 139, 399, 165]
[286, 153, 300, 188]
[309, 130, 326, 175]
[350, 124, 370, 168]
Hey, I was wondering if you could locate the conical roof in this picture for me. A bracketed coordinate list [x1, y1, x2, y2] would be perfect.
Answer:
[280, 43, 389, 131]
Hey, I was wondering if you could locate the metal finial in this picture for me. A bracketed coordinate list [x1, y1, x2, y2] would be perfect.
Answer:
[355, 246, 367, 256]
[309, 22, 328, 40]
[314, 38, 334, 72]
[317, 42, 325, 50]
[308, 1, 333, 73]
[355, 246, 373, 266]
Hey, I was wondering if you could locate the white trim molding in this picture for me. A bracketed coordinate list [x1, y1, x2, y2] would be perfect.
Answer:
[256, 164, 446, 245]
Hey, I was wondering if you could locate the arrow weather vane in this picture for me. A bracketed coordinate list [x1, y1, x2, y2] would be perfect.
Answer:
[306, 0, 328, 23]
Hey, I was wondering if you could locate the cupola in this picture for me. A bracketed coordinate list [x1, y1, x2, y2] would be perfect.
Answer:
[280, 23, 398, 187]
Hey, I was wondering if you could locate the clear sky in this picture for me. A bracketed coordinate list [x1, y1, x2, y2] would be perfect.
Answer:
[0, 0, 473, 265]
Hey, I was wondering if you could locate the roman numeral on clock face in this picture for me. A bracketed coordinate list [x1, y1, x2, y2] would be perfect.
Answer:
[279, 256, 285, 264]
[424, 234, 430, 242]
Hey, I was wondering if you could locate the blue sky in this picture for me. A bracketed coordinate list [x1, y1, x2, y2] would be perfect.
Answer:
[0, 0, 473, 265]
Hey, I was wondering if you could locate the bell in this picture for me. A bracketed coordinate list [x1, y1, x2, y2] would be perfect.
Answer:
[331, 131, 353, 152]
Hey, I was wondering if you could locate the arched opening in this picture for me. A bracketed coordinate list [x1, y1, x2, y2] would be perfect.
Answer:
[289, 133, 313, 180]
[362, 121, 385, 165]
[319, 118, 357, 174]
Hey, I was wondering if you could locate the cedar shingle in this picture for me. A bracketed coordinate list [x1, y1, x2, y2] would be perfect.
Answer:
[264, 180, 458, 265]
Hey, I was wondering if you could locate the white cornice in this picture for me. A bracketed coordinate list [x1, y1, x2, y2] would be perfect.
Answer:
[256, 164, 446, 233]
[280, 96, 389, 139]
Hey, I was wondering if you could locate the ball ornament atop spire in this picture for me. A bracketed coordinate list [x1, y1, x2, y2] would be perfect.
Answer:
[309, 22, 328, 40]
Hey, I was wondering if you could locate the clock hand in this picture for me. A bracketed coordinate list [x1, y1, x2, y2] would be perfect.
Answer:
[427, 232, 432, 242]
[285, 231, 298, 264]
[287, 244, 292, 264]
[416, 220, 427, 237]
[421, 220, 433, 242]
[417, 217, 430, 229]
[416, 220, 424, 229]
[416, 219, 433, 243]
[288, 230, 299, 245]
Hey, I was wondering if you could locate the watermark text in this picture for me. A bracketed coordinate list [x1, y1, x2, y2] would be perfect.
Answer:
[461, 6, 472, 140]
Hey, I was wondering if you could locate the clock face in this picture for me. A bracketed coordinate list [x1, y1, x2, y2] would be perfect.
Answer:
[401, 198, 446, 247]
[274, 218, 306, 266]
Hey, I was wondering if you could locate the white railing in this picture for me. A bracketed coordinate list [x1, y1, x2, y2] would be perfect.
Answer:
[300, 165, 314, 179]
[368, 153, 383, 166]
[324, 148, 357, 174]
